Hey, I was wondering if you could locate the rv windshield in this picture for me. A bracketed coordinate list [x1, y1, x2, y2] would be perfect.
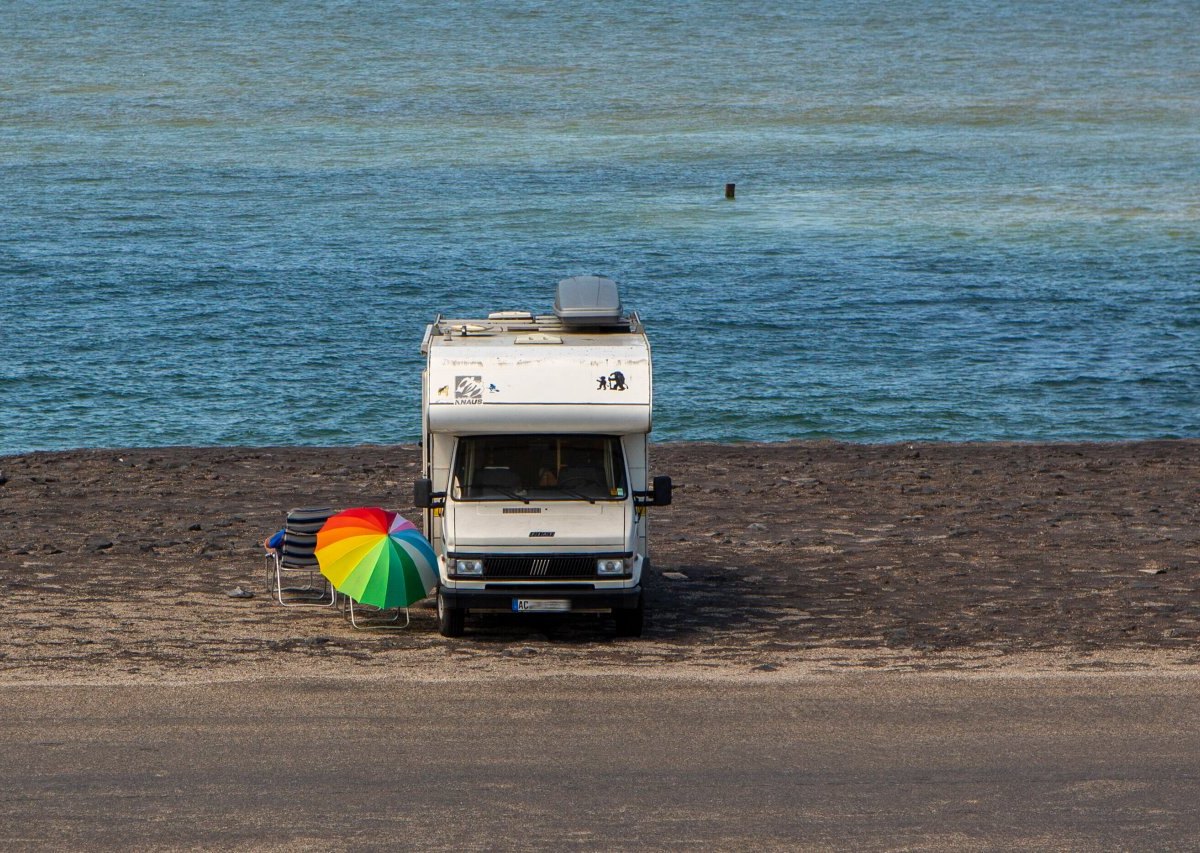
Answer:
[451, 435, 628, 502]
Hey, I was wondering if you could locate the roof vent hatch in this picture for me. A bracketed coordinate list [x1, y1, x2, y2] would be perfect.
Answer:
[553, 276, 625, 327]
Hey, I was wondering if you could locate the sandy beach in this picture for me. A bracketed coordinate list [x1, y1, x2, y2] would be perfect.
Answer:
[2, 440, 1198, 684]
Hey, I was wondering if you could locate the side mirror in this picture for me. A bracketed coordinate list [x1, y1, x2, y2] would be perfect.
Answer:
[652, 475, 673, 507]
[414, 478, 434, 509]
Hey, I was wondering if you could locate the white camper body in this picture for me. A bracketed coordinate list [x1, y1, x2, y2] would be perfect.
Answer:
[416, 278, 670, 637]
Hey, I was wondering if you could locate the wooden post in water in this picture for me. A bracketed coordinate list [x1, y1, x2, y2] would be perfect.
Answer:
[725, 182, 736, 200]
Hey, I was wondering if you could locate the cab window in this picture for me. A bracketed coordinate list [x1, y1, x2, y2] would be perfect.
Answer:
[451, 435, 628, 501]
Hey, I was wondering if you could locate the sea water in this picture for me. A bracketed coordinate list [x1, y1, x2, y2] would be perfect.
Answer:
[1, 0, 1197, 453]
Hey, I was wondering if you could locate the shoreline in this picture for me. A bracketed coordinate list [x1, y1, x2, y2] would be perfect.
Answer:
[4, 435, 1195, 458]
[2, 439, 1198, 685]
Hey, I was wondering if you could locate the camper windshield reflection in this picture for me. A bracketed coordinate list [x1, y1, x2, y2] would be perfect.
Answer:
[451, 435, 628, 502]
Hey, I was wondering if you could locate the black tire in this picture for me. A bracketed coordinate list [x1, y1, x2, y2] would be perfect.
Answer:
[437, 592, 465, 637]
[614, 595, 644, 638]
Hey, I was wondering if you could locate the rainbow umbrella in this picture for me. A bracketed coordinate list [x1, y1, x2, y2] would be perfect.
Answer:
[315, 508, 438, 609]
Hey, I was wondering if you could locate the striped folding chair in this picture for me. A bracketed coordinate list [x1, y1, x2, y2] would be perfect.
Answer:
[265, 507, 337, 607]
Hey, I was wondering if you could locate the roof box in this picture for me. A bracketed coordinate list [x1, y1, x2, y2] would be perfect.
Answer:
[554, 276, 624, 326]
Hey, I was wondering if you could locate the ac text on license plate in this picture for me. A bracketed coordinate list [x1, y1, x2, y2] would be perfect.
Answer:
[513, 598, 571, 613]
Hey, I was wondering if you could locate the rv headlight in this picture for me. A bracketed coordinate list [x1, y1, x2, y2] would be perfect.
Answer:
[455, 559, 484, 576]
[596, 558, 626, 576]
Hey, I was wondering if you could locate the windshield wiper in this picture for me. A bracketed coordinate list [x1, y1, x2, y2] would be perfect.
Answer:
[494, 487, 530, 505]
[557, 486, 596, 504]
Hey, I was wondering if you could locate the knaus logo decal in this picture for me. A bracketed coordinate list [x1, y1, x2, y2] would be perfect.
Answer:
[455, 375, 483, 404]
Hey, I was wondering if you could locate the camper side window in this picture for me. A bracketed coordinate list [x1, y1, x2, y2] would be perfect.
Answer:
[450, 435, 628, 501]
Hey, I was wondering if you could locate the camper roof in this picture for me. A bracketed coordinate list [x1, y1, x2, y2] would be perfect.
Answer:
[422, 277, 651, 434]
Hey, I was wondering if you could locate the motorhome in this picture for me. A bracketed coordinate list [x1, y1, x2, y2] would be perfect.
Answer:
[414, 276, 672, 637]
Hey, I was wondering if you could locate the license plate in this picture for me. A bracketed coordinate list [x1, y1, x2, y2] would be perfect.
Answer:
[513, 598, 571, 613]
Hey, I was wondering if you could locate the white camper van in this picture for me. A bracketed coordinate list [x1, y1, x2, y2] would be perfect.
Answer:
[414, 276, 672, 637]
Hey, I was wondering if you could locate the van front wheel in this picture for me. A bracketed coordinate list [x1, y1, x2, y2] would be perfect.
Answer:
[437, 592, 465, 637]
[614, 595, 644, 638]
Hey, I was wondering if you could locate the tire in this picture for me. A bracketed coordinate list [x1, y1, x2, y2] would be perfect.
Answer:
[613, 595, 644, 638]
[437, 591, 465, 637]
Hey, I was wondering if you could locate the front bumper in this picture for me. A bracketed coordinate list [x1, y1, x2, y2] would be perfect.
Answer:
[440, 584, 642, 613]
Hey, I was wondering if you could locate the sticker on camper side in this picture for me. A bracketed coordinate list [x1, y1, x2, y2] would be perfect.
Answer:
[455, 375, 483, 404]
[595, 370, 628, 391]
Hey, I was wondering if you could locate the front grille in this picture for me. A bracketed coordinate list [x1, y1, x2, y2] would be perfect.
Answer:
[483, 556, 597, 579]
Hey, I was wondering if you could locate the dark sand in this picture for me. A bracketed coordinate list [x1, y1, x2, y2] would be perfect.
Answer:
[1, 441, 1198, 683]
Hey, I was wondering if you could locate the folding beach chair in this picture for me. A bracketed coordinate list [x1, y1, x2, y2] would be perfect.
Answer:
[265, 507, 337, 607]
[341, 595, 410, 630]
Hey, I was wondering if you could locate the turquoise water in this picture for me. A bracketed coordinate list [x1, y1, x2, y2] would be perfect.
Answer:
[1, 0, 1197, 453]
